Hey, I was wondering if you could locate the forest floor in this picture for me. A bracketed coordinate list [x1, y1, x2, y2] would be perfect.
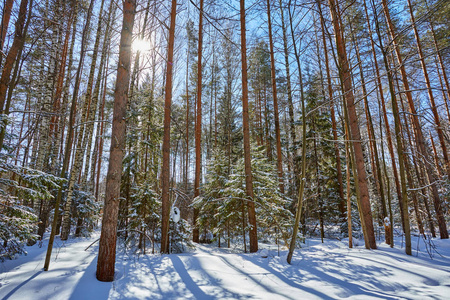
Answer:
[1, 231, 450, 299]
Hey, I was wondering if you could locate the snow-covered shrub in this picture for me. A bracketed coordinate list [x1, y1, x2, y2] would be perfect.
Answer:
[0, 196, 38, 261]
[169, 218, 194, 253]
[125, 182, 161, 253]
[194, 145, 293, 249]
[0, 158, 64, 251]
[73, 188, 101, 237]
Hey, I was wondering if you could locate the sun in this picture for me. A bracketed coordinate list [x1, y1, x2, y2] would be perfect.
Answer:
[132, 38, 151, 53]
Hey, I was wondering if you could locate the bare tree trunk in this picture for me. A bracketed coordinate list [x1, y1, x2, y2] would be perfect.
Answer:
[345, 139, 353, 248]
[266, 0, 284, 194]
[429, 132, 443, 177]
[0, 0, 32, 151]
[317, 2, 345, 219]
[83, 0, 114, 190]
[0, 0, 28, 130]
[385, 51, 412, 255]
[48, 6, 75, 173]
[96, 0, 135, 282]
[36, 0, 62, 236]
[160, 0, 177, 254]
[286, 0, 307, 264]
[240, 0, 258, 253]
[0, 0, 14, 67]
[377, 100, 394, 247]
[349, 27, 388, 240]
[193, 0, 204, 244]
[95, 58, 108, 200]
[328, 0, 376, 248]
[278, 0, 297, 195]
[185, 37, 190, 192]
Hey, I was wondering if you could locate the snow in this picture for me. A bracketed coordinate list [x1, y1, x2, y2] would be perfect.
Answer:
[1, 233, 450, 299]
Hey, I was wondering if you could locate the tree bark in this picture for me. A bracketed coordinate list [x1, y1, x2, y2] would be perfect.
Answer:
[0, 0, 28, 118]
[317, 2, 345, 218]
[328, 0, 376, 248]
[160, 0, 177, 254]
[0, 0, 14, 67]
[286, 0, 307, 264]
[96, 0, 135, 282]
[266, 0, 284, 194]
[278, 0, 297, 195]
[240, 0, 258, 253]
[193, 0, 204, 244]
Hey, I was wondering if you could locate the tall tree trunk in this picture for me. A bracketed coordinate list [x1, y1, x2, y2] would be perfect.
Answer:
[160, 0, 177, 254]
[193, 0, 204, 244]
[82, 0, 114, 190]
[429, 132, 443, 177]
[44, 0, 83, 270]
[286, 0, 307, 264]
[35, 0, 63, 174]
[240, 0, 258, 253]
[184, 40, 190, 192]
[36, 0, 61, 237]
[266, 0, 284, 194]
[384, 49, 412, 255]
[278, 0, 297, 195]
[0, 0, 29, 142]
[0, 0, 14, 67]
[372, 4, 412, 252]
[367, 0, 406, 233]
[317, 1, 345, 219]
[345, 137, 353, 248]
[328, 0, 376, 248]
[95, 58, 109, 200]
[57, 1, 79, 165]
[96, 0, 135, 282]
[48, 6, 75, 173]
[349, 27, 388, 240]
[377, 99, 394, 247]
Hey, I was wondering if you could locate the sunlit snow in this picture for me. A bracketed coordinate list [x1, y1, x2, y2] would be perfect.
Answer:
[1, 232, 449, 299]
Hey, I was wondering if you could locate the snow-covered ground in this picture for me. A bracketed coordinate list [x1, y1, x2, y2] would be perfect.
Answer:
[1, 233, 450, 299]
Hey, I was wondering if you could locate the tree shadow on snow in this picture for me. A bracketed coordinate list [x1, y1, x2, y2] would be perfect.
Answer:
[68, 256, 112, 300]
[169, 255, 253, 299]
[1, 270, 43, 300]
[239, 249, 419, 299]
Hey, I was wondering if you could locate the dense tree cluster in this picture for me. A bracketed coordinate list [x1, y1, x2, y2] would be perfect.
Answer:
[0, 0, 448, 280]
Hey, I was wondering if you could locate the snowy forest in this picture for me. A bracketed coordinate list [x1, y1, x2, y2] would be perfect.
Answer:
[1, 0, 450, 298]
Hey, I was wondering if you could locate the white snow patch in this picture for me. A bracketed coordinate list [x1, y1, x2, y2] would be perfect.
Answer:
[0, 233, 449, 299]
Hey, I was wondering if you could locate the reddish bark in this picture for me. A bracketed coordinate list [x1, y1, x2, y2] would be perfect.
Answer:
[328, 0, 376, 249]
[266, 0, 284, 194]
[0, 0, 28, 114]
[96, 0, 136, 282]
[0, 0, 14, 54]
[240, 0, 258, 253]
[193, 0, 204, 244]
